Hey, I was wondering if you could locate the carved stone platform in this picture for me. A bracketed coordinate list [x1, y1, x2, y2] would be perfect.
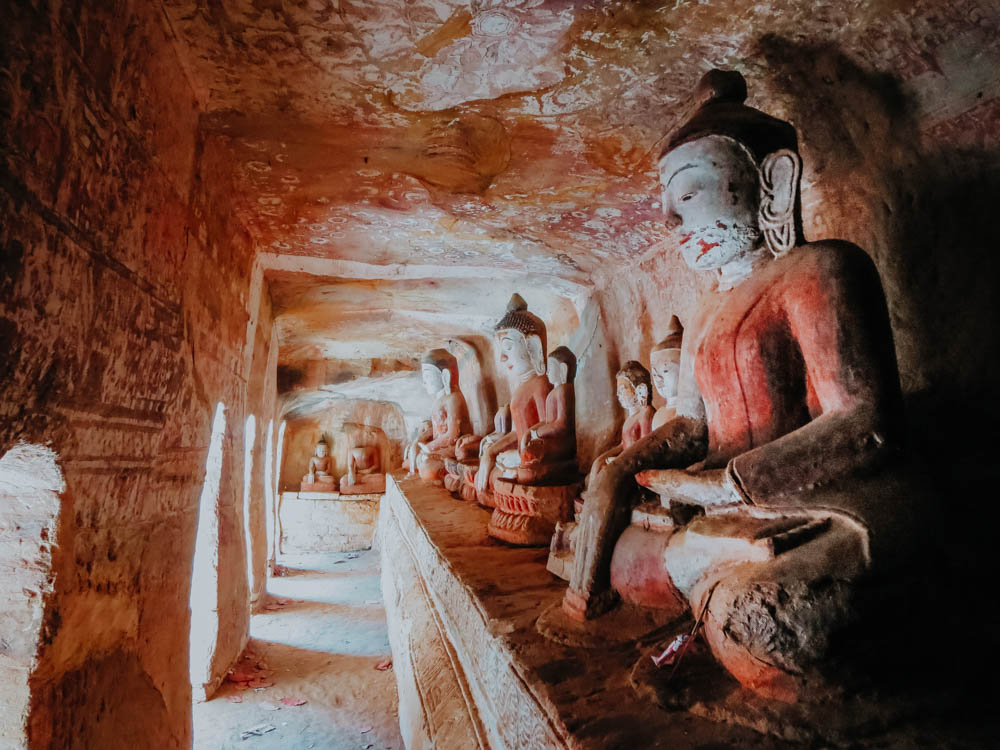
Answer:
[279, 490, 382, 554]
[488, 479, 582, 547]
[340, 473, 386, 495]
[377, 473, 781, 749]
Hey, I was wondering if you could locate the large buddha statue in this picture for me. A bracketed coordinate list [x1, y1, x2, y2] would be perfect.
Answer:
[548, 70, 907, 703]
[404, 348, 474, 483]
[476, 296, 581, 545]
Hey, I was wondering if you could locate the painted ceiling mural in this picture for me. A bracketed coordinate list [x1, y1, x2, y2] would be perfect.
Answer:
[161, 0, 1000, 405]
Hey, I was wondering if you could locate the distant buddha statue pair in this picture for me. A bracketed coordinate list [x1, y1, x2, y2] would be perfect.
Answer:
[299, 427, 385, 495]
[585, 318, 683, 490]
[404, 348, 474, 483]
[548, 321, 684, 579]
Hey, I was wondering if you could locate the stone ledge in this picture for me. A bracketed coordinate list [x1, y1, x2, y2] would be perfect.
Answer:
[377, 473, 772, 749]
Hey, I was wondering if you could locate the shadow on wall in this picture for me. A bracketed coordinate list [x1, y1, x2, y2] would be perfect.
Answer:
[752, 33, 1000, 683]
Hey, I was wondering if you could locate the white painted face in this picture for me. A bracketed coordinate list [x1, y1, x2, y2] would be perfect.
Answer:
[315, 443, 328, 457]
[547, 357, 567, 386]
[498, 331, 534, 380]
[616, 377, 641, 414]
[421, 364, 443, 395]
[650, 349, 681, 400]
[659, 136, 761, 272]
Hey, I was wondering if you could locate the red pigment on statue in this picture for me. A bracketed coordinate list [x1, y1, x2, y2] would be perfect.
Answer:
[697, 239, 720, 257]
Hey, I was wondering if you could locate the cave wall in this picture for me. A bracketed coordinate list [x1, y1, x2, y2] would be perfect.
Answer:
[0, 2, 273, 748]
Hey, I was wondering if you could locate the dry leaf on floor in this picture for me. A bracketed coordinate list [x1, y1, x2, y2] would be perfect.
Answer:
[374, 659, 392, 671]
[280, 697, 307, 706]
[260, 702, 281, 711]
[226, 695, 243, 704]
[360, 727, 372, 734]
[239, 722, 276, 739]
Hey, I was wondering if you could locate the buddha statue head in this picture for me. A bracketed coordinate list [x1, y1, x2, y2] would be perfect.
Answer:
[616, 361, 651, 415]
[494, 294, 547, 383]
[546, 346, 577, 387]
[314, 439, 330, 459]
[421, 348, 459, 397]
[650, 315, 684, 401]
[658, 70, 803, 285]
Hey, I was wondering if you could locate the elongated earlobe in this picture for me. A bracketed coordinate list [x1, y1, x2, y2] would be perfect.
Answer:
[440, 368, 452, 394]
[759, 149, 801, 257]
[528, 337, 545, 376]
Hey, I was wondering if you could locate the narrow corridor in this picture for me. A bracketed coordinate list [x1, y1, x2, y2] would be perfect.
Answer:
[193, 551, 403, 750]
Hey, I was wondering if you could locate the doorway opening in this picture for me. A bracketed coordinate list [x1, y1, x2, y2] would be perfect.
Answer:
[189, 402, 227, 701]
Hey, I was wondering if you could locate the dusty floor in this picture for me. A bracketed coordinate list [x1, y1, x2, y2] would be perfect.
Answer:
[193, 550, 403, 750]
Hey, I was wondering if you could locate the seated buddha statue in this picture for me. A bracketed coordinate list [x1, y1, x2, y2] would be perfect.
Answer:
[340, 423, 385, 495]
[519, 346, 578, 483]
[445, 405, 512, 503]
[474, 294, 552, 492]
[586, 361, 655, 489]
[301, 439, 336, 491]
[649, 317, 683, 431]
[552, 70, 907, 703]
[476, 296, 581, 546]
[405, 348, 474, 483]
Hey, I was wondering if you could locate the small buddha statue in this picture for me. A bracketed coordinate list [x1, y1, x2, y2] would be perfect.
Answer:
[341, 424, 385, 495]
[474, 294, 552, 492]
[445, 405, 512, 503]
[477, 295, 582, 546]
[649, 317, 683, 431]
[406, 348, 474, 483]
[586, 361, 655, 489]
[301, 439, 336, 491]
[518, 346, 578, 482]
[404, 420, 433, 475]
[550, 70, 907, 703]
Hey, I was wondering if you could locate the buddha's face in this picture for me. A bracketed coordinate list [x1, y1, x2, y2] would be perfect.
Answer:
[547, 357, 569, 386]
[650, 349, 681, 400]
[421, 364, 443, 395]
[498, 331, 535, 380]
[315, 443, 328, 458]
[616, 377, 645, 414]
[659, 135, 761, 272]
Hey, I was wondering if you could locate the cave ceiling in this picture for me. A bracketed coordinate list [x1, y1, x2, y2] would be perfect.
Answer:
[160, 0, 1000, 410]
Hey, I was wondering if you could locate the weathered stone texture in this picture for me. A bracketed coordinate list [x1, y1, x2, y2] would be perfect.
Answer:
[279, 492, 379, 554]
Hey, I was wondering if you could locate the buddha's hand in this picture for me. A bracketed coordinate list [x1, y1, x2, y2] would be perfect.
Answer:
[474, 456, 492, 492]
[639, 466, 742, 508]
[478, 436, 494, 458]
